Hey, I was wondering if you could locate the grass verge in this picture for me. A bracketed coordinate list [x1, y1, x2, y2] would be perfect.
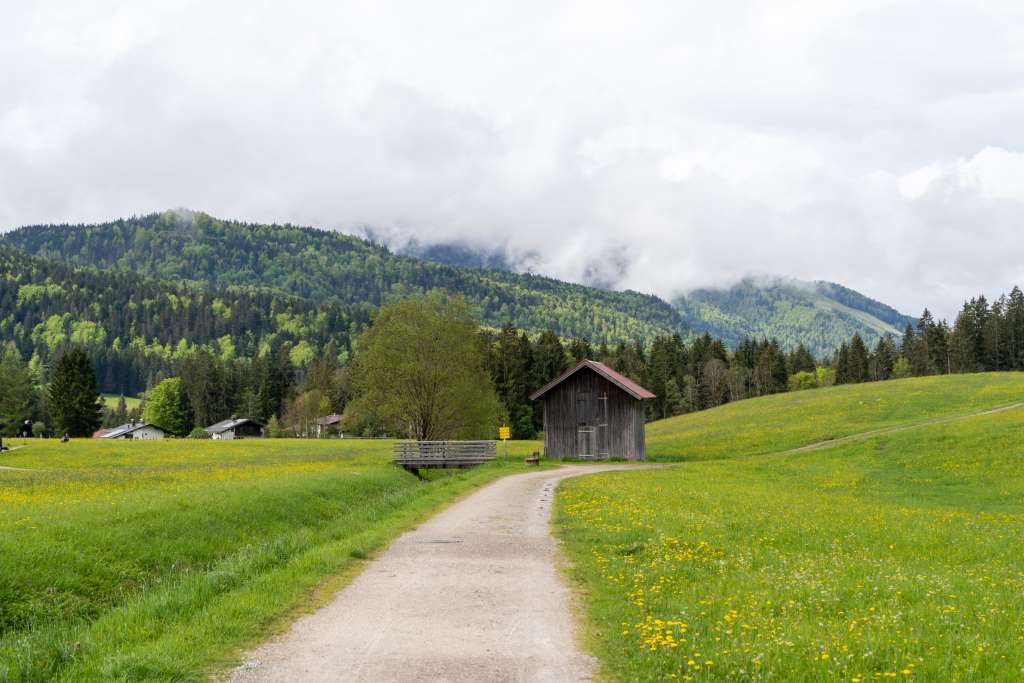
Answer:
[557, 392, 1024, 681]
[0, 438, 542, 681]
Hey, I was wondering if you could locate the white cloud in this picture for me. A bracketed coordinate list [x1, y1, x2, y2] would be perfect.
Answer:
[958, 147, 1024, 202]
[898, 164, 944, 199]
[1, 0, 1024, 319]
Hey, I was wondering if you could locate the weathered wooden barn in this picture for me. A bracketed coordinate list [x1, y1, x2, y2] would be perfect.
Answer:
[529, 360, 654, 460]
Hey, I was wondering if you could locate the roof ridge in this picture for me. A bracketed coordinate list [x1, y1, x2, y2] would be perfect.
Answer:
[528, 358, 655, 401]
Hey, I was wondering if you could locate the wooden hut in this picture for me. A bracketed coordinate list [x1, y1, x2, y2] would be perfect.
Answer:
[529, 359, 654, 460]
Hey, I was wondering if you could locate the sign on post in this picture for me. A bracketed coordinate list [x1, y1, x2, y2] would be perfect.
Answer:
[499, 425, 510, 459]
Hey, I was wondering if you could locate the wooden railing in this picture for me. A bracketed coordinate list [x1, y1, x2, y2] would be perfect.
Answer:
[393, 440, 497, 474]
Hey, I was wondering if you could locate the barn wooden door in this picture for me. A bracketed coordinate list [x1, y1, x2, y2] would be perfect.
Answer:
[576, 392, 596, 458]
[597, 392, 609, 458]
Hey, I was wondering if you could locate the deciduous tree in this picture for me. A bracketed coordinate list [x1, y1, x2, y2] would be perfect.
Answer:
[344, 295, 502, 440]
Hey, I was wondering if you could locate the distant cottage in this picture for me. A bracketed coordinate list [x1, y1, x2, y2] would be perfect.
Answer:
[529, 359, 654, 460]
[205, 417, 264, 440]
[315, 413, 343, 438]
[97, 421, 165, 440]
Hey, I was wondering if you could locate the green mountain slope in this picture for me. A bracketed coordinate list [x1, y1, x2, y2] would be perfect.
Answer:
[2, 211, 684, 344]
[1, 211, 914, 355]
[675, 277, 914, 356]
[0, 244, 365, 395]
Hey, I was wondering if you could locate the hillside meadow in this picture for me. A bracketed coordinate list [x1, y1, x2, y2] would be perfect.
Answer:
[558, 374, 1024, 681]
[646, 372, 1024, 461]
[0, 437, 541, 681]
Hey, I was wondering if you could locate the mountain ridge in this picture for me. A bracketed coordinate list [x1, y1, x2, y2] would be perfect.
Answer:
[1, 210, 914, 356]
[2, 211, 683, 344]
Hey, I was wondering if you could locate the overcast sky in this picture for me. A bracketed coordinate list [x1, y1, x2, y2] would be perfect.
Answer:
[3, 1, 1023, 318]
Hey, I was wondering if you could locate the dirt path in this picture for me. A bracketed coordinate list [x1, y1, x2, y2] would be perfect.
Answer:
[229, 464, 648, 683]
[780, 401, 1024, 456]
[0, 463, 38, 472]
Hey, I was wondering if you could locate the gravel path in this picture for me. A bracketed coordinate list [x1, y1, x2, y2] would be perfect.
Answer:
[229, 464, 647, 683]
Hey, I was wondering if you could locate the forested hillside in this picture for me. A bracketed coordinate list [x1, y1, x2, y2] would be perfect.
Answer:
[0, 245, 365, 395]
[2, 211, 918, 356]
[3, 211, 684, 344]
[675, 278, 914, 356]
[393, 238, 916, 357]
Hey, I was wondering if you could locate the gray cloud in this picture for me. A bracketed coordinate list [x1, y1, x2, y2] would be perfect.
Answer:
[2, 0, 1023, 319]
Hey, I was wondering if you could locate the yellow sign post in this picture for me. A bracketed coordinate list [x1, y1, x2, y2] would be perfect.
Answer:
[499, 425, 510, 458]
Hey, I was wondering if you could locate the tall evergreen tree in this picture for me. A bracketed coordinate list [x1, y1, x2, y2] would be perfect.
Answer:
[48, 347, 102, 437]
[568, 339, 592, 363]
[532, 330, 568, 386]
[1007, 286, 1024, 369]
[834, 343, 851, 384]
[787, 343, 816, 375]
[0, 343, 36, 436]
[869, 336, 897, 381]
[847, 333, 870, 383]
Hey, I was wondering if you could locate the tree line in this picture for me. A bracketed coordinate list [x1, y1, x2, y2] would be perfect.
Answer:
[4, 286, 1024, 440]
[480, 286, 1024, 437]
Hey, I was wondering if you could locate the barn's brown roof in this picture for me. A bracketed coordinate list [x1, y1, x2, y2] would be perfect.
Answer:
[528, 359, 656, 401]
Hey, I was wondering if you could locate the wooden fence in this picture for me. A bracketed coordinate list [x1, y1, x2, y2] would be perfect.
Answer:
[393, 440, 497, 475]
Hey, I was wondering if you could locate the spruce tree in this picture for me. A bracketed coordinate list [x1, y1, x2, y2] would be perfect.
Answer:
[847, 333, 870, 383]
[532, 330, 568, 386]
[0, 344, 36, 436]
[49, 347, 102, 437]
[834, 343, 851, 384]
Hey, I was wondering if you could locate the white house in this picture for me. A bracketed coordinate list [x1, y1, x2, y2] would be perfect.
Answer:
[205, 417, 265, 440]
[99, 421, 166, 440]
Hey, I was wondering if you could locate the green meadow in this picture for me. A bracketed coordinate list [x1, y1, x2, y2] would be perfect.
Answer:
[558, 373, 1024, 681]
[0, 438, 540, 681]
[100, 394, 142, 411]
[645, 372, 1024, 461]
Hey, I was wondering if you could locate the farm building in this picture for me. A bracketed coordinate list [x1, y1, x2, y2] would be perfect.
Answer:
[98, 421, 165, 440]
[315, 413, 343, 438]
[205, 417, 264, 440]
[529, 359, 654, 460]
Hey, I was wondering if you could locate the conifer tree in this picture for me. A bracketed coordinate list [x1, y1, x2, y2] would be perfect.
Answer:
[834, 343, 851, 384]
[532, 330, 568, 387]
[847, 333, 870, 383]
[48, 346, 102, 437]
[787, 343, 816, 375]
[0, 343, 36, 436]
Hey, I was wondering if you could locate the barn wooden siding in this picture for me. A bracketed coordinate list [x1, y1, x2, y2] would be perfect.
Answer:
[540, 369, 647, 460]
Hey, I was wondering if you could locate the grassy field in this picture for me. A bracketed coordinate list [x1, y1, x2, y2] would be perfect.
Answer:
[100, 394, 142, 411]
[0, 437, 541, 681]
[557, 373, 1024, 681]
[646, 372, 1024, 461]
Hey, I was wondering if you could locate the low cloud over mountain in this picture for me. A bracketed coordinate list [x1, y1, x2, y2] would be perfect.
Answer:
[3, 2, 1023, 319]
